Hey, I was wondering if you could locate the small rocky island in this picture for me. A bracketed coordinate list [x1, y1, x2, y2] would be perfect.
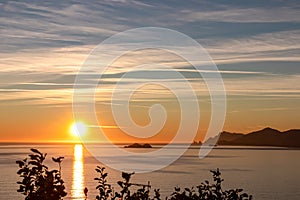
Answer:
[124, 143, 152, 148]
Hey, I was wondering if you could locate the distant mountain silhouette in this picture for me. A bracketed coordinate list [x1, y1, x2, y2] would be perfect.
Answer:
[205, 127, 300, 147]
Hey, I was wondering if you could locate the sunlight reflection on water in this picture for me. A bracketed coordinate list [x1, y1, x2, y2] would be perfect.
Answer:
[72, 144, 85, 199]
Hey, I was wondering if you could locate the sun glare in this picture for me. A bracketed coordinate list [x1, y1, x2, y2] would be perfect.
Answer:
[70, 122, 87, 137]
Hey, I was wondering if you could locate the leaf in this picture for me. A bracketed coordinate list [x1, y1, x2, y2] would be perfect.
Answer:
[122, 172, 134, 182]
[50, 170, 59, 173]
[42, 164, 49, 169]
[30, 148, 42, 155]
[103, 172, 108, 178]
[52, 156, 65, 163]
[16, 160, 25, 168]
[17, 185, 25, 192]
[96, 168, 101, 173]
[17, 168, 27, 175]
[117, 181, 123, 187]
[28, 160, 40, 166]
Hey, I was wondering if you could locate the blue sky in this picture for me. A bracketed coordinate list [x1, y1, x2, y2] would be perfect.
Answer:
[0, 0, 299, 141]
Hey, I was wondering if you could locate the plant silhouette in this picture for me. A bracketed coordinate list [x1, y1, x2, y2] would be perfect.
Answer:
[95, 166, 159, 200]
[95, 167, 252, 200]
[168, 169, 252, 200]
[16, 149, 252, 200]
[16, 148, 67, 200]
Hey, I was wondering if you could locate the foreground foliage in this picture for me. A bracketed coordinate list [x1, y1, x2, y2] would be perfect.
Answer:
[17, 149, 252, 200]
[95, 167, 252, 200]
[16, 148, 67, 200]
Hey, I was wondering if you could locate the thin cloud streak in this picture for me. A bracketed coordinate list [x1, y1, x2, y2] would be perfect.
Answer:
[203, 30, 300, 64]
[181, 7, 300, 23]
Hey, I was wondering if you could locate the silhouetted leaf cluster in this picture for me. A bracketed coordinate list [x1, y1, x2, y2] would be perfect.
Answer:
[95, 166, 113, 200]
[95, 167, 160, 200]
[94, 167, 252, 200]
[16, 148, 67, 200]
[168, 169, 252, 200]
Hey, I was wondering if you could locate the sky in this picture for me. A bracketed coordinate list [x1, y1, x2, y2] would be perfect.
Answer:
[0, 0, 299, 143]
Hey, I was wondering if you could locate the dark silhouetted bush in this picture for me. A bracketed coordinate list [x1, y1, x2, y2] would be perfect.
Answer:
[168, 169, 252, 200]
[94, 167, 252, 200]
[95, 166, 159, 200]
[16, 148, 67, 200]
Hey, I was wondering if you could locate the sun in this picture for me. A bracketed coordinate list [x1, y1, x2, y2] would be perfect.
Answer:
[70, 122, 87, 137]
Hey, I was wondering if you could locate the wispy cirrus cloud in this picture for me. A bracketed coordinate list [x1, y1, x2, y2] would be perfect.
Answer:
[202, 30, 300, 64]
[1, 1, 128, 52]
[0, 0, 299, 108]
[181, 7, 300, 23]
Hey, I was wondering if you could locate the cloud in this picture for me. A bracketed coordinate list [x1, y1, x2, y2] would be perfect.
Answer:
[1, 0, 300, 107]
[181, 7, 300, 23]
[202, 30, 300, 64]
[0, 45, 93, 73]
[0, 1, 129, 52]
[224, 74, 300, 96]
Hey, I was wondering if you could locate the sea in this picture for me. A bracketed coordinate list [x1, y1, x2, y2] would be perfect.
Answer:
[0, 144, 299, 200]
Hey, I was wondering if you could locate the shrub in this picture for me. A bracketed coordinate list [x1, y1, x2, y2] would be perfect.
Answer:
[95, 167, 252, 200]
[16, 148, 67, 200]
[94, 166, 159, 200]
[168, 169, 252, 200]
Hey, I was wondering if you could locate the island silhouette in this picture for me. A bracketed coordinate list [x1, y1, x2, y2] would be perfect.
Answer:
[124, 143, 152, 148]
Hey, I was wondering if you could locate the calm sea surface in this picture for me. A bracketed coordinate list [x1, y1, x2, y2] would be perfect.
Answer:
[0, 144, 299, 200]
